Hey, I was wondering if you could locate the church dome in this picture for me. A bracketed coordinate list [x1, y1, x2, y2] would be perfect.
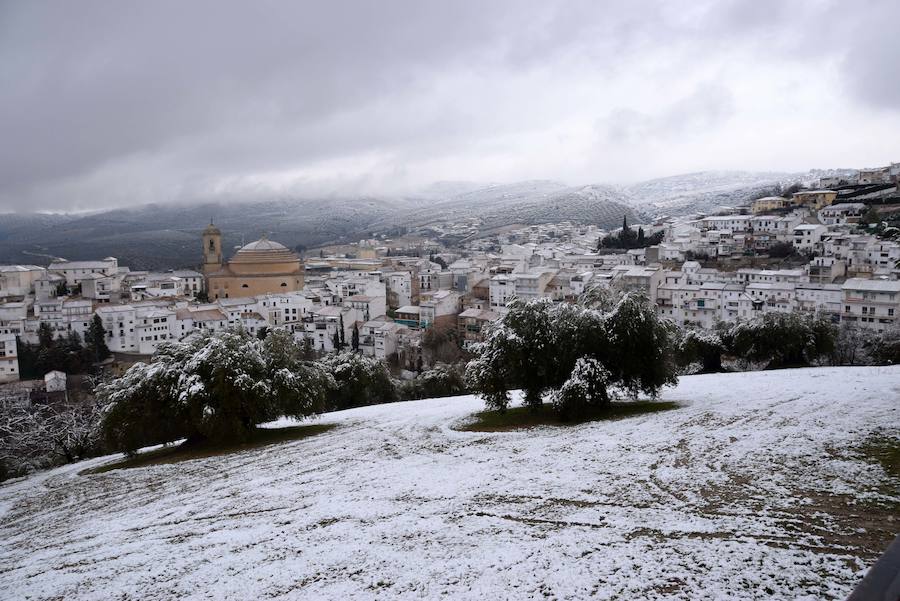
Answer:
[228, 235, 302, 274]
[238, 238, 288, 252]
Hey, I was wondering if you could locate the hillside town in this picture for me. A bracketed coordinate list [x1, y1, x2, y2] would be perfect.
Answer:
[0, 163, 899, 386]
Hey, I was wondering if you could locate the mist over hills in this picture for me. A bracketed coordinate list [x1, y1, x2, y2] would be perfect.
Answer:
[0, 171, 811, 270]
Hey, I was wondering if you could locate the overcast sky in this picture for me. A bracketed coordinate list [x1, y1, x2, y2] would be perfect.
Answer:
[1, 0, 899, 212]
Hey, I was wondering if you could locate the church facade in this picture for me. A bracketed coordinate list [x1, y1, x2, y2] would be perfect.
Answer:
[202, 223, 304, 299]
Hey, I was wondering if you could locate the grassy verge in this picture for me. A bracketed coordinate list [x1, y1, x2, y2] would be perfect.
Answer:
[87, 423, 337, 474]
[459, 400, 680, 432]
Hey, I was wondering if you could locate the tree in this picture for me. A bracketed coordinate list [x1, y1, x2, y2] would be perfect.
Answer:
[550, 357, 611, 419]
[1, 400, 105, 479]
[256, 326, 269, 340]
[339, 314, 346, 349]
[351, 323, 360, 352]
[768, 242, 795, 259]
[55, 281, 69, 296]
[195, 290, 210, 303]
[318, 352, 396, 410]
[85, 315, 111, 363]
[781, 182, 802, 198]
[677, 328, 726, 373]
[637, 227, 645, 246]
[870, 327, 900, 365]
[98, 329, 334, 452]
[397, 363, 467, 401]
[331, 328, 341, 352]
[465, 293, 677, 415]
[724, 313, 836, 369]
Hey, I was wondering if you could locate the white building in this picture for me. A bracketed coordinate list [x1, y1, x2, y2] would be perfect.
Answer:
[135, 307, 177, 355]
[792, 224, 828, 253]
[419, 290, 461, 330]
[841, 278, 900, 332]
[0, 327, 19, 383]
[0, 265, 45, 298]
[96, 304, 138, 353]
[48, 257, 119, 287]
[818, 203, 867, 226]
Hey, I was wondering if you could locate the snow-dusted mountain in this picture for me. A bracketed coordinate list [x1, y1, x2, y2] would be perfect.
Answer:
[620, 170, 802, 217]
[0, 169, 854, 269]
[390, 180, 640, 230]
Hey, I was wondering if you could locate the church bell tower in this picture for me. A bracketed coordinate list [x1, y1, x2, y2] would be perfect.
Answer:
[202, 222, 223, 274]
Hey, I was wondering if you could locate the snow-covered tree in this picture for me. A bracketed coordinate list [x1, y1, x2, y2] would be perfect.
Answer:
[550, 357, 611, 418]
[724, 313, 836, 369]
[466, 293, 676, 414]
[398, 363, 467, 400]
[870, 326, 900, 365]
[317, 351, 396, 410]
[98, 328, 333, 453]
[0, 400, 104, 479]
[677, 328, 726, 373]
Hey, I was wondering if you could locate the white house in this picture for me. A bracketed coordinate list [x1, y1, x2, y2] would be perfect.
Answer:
[792, 224, 828, 253]
[48, 257, 119, 287]
[44, 370, 67, 393]
[0, 327, 19, 383]
[841, 278, 900, 332]
[0, 265, 45, 298]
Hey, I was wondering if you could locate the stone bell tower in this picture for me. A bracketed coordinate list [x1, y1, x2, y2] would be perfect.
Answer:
[202, 222, 223, 275]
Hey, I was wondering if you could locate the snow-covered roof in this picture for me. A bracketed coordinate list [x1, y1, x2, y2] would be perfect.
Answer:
[842, 278, 900, 292]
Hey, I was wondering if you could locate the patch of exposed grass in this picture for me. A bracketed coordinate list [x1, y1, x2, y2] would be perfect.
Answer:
[458, 400, 680, 432]
[859, 431, 900, 480]
[86, 423, 337, 474]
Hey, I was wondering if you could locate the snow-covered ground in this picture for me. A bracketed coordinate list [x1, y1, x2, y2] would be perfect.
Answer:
[1, 367, 898, 600]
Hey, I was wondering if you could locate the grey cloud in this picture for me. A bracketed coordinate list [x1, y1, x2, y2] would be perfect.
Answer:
[0, 0, 897, 212]
[601, 82, 735, 144]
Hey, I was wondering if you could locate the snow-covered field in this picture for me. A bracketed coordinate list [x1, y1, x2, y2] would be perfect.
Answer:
[1, 367, 898, 600]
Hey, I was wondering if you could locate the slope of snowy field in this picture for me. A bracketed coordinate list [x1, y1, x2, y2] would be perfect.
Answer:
[1, 367, 899, 600]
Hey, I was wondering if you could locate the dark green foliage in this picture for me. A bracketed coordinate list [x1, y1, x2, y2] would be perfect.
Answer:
[351, 323, 360, 352]
[781, 182, 802, 198]
[726, 313, 836, 369]
[318, 352, 397, 410]
[550, 357, 611, 420]
[599, 217, 664, 250]
[85, 315, 111, 362]
[17, 322, 98, 378]
[397, 363, 467, 400]
[98, 329, 333, 453]
[870, 328, 900, 365]
[767, 242, 795, 258]
[677, 329, 726, 373]
[466, 293, 677, 415]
